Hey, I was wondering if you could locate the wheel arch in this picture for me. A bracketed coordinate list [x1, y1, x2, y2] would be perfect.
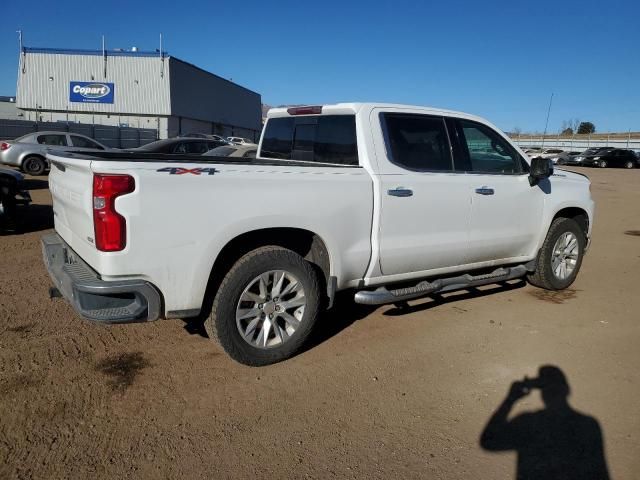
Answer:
[201, 227, 332, 315]
[552, 207, 589, 242]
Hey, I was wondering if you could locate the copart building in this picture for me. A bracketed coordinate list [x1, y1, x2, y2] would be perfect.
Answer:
[15, 47, 262, 140]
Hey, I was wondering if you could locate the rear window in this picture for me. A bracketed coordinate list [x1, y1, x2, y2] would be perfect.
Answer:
[260, 115, 358, 165]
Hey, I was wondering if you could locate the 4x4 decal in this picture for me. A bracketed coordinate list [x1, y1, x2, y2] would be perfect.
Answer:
[156, 167, 219, 175]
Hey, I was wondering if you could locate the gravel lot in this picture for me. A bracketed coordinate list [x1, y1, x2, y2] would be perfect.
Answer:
[1, 167, 638, 479]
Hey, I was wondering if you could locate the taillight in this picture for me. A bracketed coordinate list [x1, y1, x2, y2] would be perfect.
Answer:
[287, 106, 323, 115]
[0, 142, 11, 151]
[93, 174, 135, 252]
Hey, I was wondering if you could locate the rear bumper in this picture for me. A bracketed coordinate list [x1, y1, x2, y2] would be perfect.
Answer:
[41, 233, 162, 323]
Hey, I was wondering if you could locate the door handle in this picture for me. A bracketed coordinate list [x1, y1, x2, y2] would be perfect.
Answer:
[388, 187, 413, 197]
[475, 186, 495, 195]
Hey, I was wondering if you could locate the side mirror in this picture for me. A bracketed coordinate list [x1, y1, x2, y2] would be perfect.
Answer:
[529, 157, 553, 186]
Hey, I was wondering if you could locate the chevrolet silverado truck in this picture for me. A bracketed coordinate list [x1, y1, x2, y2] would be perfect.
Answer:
[43, 103, 594, 366]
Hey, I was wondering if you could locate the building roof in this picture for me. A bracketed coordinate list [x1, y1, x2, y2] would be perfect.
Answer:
[23, 46, 167, 58]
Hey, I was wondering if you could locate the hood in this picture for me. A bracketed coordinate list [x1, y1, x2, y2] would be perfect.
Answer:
[554, 168, 590, 183]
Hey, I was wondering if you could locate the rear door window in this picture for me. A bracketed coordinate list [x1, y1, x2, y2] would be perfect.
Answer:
[36, 134, 68, 146]
[381, 113, 453, 171]
[261, 115, 358, 165]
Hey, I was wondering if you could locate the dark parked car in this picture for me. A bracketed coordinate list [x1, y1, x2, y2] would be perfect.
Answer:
[566, 147, 614, 166]
[580, 148, 638, 169]
[554, 151, 583, 165]
[0, 167, 31, 233]
[132, 137, 227, 154]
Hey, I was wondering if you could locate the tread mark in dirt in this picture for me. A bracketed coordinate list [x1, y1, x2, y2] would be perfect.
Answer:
[624, 230, 640, 237]
[529, 288, 577, 304]
[0, 374, 36, 395]
[6, 323, 36, 334]
[95, 352, 150, 393]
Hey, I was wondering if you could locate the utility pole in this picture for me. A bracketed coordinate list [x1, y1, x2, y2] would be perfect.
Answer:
[541, 93, 554, 148]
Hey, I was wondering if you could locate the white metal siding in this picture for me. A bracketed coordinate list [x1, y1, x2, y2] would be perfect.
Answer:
[16, 52, 171, 115]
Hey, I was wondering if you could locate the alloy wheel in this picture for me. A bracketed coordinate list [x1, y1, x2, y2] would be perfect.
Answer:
[235, 270, 306, 349]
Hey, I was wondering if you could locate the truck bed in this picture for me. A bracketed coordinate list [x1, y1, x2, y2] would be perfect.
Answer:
[48, 149, 362, 168]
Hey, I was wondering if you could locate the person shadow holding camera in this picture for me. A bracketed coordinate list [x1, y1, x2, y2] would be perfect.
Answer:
[480, 365, 610, 480]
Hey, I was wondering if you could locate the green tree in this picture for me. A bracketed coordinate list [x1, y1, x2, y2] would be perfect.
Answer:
[577, 122, 596, 134]
[561, 127, 573, 135]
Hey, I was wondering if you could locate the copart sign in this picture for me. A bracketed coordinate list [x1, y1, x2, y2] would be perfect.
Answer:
[69, 82, 114, 104]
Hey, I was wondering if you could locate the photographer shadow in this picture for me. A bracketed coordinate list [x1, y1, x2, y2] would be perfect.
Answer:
[480, 365, 609, 480]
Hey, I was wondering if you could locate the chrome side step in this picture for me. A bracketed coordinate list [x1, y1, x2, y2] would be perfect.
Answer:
[354, 265, 528, 306]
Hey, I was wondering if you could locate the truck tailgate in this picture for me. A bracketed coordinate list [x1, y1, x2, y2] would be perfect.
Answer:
[47, 153, 96, 259]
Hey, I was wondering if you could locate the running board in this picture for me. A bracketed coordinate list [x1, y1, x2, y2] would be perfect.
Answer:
[354, 265, 528, 306]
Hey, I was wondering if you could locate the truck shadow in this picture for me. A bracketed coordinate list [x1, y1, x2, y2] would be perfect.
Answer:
[19, 204, 54, 233]
[306, 279, 526, 353]
[21, 178, 50, 190]
[1, 204, 54, 235]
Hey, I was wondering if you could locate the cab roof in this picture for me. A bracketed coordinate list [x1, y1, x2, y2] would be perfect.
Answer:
[266, 102, 489, 124]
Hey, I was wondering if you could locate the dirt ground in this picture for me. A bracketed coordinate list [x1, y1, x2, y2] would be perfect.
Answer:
[1, 168, 639, 479]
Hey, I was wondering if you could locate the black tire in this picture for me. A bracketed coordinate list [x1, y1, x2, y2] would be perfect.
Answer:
[527, 217, 585, 290]
[624, 160, 635, 169]
[22, 156, 46, 176]
[205, 246, 321, 366]
[598, 159, 608, 168]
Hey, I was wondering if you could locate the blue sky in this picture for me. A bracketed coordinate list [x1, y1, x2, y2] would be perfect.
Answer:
[2, 0, 638, 132]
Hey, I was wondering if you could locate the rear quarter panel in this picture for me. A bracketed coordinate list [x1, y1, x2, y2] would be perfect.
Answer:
[85, 160, 374, 313]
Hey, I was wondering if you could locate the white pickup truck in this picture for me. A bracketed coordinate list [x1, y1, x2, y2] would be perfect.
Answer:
[43, 103, 594, 365]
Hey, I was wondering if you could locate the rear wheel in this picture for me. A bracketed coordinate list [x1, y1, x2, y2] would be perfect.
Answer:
[527, 218, 585, 290]
[22, 156, 46, 176]
[205, 246, 321, 366]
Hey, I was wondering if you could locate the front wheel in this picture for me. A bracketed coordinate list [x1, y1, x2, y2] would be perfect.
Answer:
[527, 218, 585, 290]
[205, 246, 321, 366]
[598, 160, 608, 168]
[624, 160, 635, 169]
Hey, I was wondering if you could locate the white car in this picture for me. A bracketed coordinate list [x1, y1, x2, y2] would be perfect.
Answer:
[43, 103, 594, 365]
[204, 145, 257, 158]
[528, 148, 566, 164]
[227, 136, 256, 146]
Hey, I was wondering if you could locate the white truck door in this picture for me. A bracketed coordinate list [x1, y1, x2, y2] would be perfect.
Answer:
[452, 119, 544, 263]
[372, 111, 472, 276]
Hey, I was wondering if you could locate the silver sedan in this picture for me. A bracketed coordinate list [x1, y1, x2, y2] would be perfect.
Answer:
[0, 131, 109, 175]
